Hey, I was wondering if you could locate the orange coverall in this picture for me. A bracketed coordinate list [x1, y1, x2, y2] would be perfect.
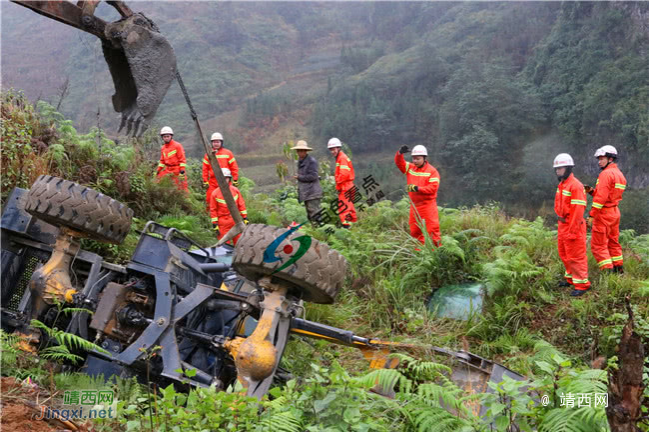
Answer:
[202, 148, 239, 208]
[334, 151, 357, 227]
[555, 173, 590, 290]
[157, 140, 188, 191]
[589, 163, 626, 270]
[395, 151, 441, 246]
[209, 185, 247, 245]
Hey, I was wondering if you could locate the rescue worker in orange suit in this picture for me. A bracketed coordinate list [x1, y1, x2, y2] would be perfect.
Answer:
[553, 153, 591, 297]
[156, 126, 188, 192]
[394, 145, 441, 247]
[210, 168, 248, 245]
[203, 132, 239, 210]
[328, 138, 357, 228]
[585, 145, 626, 273]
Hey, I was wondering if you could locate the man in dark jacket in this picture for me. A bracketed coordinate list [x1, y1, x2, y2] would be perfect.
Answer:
[292, 140, 323, 224]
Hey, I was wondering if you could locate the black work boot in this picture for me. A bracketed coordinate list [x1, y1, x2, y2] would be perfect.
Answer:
[558, 280, 571, 288]
[570, 287, 590, 297]
[613, 265, 624, 274]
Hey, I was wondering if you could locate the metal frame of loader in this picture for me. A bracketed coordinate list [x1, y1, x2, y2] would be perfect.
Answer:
[1, 186, 524, 413]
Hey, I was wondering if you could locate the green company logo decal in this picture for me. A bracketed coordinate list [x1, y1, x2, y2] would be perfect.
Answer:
[263, 223, 312, 273]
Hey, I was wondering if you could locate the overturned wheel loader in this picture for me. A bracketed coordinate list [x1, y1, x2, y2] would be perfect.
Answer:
[12, 0, 176, 136]
[1, 176, 524, 410]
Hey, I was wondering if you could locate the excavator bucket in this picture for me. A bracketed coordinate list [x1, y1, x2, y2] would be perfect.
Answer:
[103, 14, 176, 136]
[12, 1, 176, 137]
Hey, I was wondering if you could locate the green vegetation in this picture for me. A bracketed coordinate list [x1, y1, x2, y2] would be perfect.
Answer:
[1, 90, 214, 261]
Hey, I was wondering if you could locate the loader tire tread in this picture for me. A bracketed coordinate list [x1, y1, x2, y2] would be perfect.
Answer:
[232, 224, 347, 304]
[25, 175, 133, 244]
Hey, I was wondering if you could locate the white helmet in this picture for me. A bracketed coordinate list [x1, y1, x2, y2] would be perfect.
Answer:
[211, 132, 223, 142]
[221, 168, 232, 178]
[327, 137, 342, 149]
[160, 126, 174, 136]
[594, 145, 617, 158]
[553, 153, 574, 168]
[411, 145, 428, 156]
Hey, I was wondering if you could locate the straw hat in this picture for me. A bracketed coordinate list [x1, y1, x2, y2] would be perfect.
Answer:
[291, 140, 313, 151]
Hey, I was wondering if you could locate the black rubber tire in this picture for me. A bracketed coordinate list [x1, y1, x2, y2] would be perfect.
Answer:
[25, 175, 133, 244]
[232, 224, 347, 304]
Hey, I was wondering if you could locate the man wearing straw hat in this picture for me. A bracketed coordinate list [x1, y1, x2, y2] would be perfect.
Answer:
[292, 140, 323, 224]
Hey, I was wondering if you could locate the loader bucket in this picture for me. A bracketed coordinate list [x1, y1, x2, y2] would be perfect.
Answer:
[448, 350, 527, 416]
[365, 347, 528, 417]
[103, 13, 176, 136]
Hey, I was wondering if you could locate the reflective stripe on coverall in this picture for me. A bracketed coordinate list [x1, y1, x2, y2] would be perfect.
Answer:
[209, 185, 247, 246]
[394, 151, 441, 246]
[555, 173, 590, 290]
[590, 163, 626, 269]
[202, 148, 239, 208]
[335, 151, 357, 226]
[157, 140, 188, 191]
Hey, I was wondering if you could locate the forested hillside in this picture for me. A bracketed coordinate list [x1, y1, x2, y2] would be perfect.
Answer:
[2, 2, 647, 231]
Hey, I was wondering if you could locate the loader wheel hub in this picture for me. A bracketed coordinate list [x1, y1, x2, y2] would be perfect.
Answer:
[236, 339, 277, 382]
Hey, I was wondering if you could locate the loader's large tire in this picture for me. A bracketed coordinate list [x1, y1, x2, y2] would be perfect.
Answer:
[232, 224, 347, 304]
[25, 175, 133, 244]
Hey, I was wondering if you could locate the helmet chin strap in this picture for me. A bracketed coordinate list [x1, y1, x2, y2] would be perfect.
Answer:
[601, 158, 613, 170]
[557, 166, 573, 182]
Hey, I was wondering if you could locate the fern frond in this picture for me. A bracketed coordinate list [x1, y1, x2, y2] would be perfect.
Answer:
[438, 236, 465, 262]
[454, 228, 484, 240]
[30, 319, 108, 355]
[416, 381, 470, 417]
[0, 329, 20, 352]
[406, 361, 452, 382]
[560, 369, 607, 395]
[540, 406, 608, 432]
[411, 405, 472, 432]
[355, 368, 413, 395]
[57, 330, 106, 353]
[259, 410, 302, 432]
[532, 340, 562, 365]
[41, 345, 83, 364]
[266, 395, 289, 409]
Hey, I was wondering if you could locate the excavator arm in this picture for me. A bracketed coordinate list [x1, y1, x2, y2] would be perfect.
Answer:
[11, 0, 176, 136]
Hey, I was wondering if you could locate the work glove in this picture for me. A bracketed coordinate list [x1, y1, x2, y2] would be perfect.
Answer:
[212, 223, 220, 236]
[584, 185, 594, 195]
[232, 179, 239, 187]
[586, 216, 594, 229]
[407, 184, 419, 193]
[399, 145, 410, 154]
[243, 218, 249, 225]
[178, 171, 186, 180]
[203, 181, 209, 189]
